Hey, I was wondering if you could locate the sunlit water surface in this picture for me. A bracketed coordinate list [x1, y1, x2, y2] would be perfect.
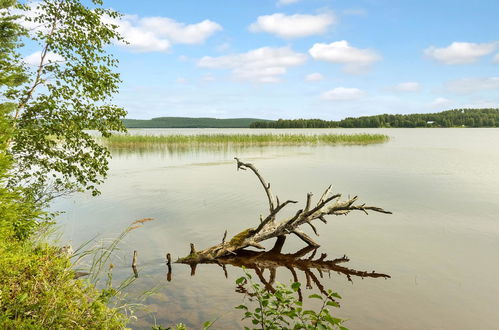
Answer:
[54, 128, 499, 329]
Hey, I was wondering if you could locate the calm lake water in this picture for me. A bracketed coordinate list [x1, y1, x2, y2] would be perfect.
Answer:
[54, 128, 499, 329]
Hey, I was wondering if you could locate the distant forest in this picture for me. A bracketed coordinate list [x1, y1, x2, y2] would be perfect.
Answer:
[123, 117, 272, 128]
[250, 109, 499, 128]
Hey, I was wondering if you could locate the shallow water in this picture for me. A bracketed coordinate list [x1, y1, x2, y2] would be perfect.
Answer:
[54, 128, 499, 329]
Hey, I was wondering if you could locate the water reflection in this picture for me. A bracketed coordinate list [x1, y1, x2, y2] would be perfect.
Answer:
[108, 144, 322, 157]
[167, 236, 390, 304]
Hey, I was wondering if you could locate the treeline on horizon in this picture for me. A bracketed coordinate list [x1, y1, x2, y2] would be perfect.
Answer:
[250, 109, 499, 128]
[123, 117, 272, 128]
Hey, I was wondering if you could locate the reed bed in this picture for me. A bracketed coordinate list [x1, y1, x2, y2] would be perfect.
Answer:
[105, 133, 389, 148]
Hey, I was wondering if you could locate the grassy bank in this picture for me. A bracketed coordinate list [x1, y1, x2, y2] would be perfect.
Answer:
[0, 224, 128, 329]
[105, 133, 389, 148]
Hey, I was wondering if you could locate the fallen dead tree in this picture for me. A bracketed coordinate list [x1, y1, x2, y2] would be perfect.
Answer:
[177, 158, 391, 264]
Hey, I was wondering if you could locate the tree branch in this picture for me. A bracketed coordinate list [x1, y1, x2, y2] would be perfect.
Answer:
[235, 157, 276, 213]
[15, 2, 61, 122]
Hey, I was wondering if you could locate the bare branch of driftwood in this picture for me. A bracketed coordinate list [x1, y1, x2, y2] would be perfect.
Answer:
[317, 185, 332, 206]
[166, 253, 172, 282]
[222, 230, 227, 245]
[293, 229, 320, 247]
[177, 158, 391, 264]
[235, 157, 276, 213]
[255, 199, 298, 233]
[132, 250, 138, 278]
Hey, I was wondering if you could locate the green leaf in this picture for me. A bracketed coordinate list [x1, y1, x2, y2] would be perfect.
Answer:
[308, 294, 322, 300]
[331, 292, 342, 299]
[326, 301, 340, 308]
[317, 324, 327, 330]
[235, 305, 248, 310]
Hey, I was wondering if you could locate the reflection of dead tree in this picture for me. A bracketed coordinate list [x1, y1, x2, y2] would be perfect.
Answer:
[178, 158, 391, 264]
[183, 235, 390, 302]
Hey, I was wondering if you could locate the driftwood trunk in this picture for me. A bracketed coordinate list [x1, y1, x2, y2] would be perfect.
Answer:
[177, 158, 391, 264]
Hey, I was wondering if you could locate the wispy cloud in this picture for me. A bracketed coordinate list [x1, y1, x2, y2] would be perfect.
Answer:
[424, 41, 498, 64]
[430, 97, 451, 107]
[321, 87, 366, 101]
[305, 73, 325, 81]
[23, 51, 64, 66]
[394, 82, 421, 92]
[197, 47, 307, 83]
[446, 77, 499, 94]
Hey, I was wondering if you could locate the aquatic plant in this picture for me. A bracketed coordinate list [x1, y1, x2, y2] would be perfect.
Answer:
[104, 133, 389, 148]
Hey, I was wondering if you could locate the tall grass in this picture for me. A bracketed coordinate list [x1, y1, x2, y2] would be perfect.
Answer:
[70, 218, 157, 322]
[105, 133, 389, 149]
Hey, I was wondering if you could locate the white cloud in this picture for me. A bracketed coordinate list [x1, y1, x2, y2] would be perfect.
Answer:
[14, 2, 49, 34]
[249, 13, 335, 39]
[277, 0, 301, 5]
[446, 77, 499, 94]
[321, 87, 365, 101]
[430, 97, 451, 107]
[104, 15, 222, 53]
[394, 82, 420, 92]
[16, 3, 222, 53]
[494, 54, 499, 63]
[305, 73, 325, 81]
[197, 47, 307, 83]
[424, 41, 498, 64]
[309, 41, 381, 73]
[139, 17, 222, 44]
[23, 51, 64, 66]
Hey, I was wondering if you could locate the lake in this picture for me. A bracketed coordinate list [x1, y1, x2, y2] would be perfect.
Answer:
[54, 128, 499, 329]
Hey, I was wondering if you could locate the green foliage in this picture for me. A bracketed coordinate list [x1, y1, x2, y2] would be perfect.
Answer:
[123, 117, 272, 128]
[105, 133, 389, 148]
[0, 0, 27, 89]
[0, 111, 43, 239]
[0, 0, 41, 239]
[8, 0, 126, 200]
[0, 224, 128, 329]
[250, 108, 499, 128]
[235, 271, 347, 330]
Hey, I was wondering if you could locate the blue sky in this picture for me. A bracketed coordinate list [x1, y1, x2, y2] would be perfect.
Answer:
[25, 0, 499, 119]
